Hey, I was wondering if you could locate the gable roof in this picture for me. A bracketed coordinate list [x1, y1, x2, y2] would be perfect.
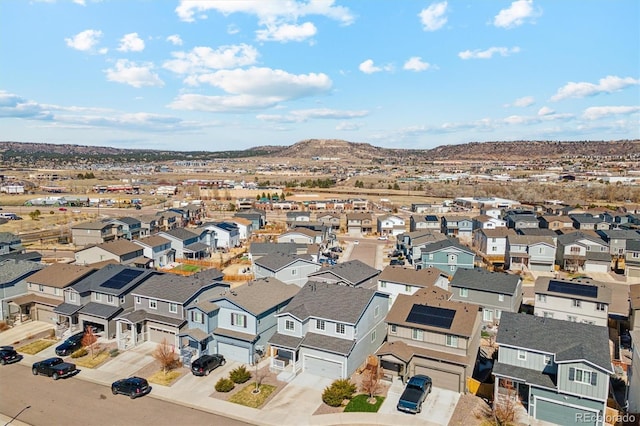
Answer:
[213, 277, 299, 316]
[534, 277, 612, 304]
[479, 228, 516, 238]
[249, 242, 305, 256]
[0, 259, 44, 283]
[497, 312, 613, 373]
[72, 220, 112, 230]
[70, 264, 156, 296]
[507, 234, 556, 246]
[89, 239, 142, 256]
[556, 231, 606, 246]
[307, 259, 379, 285]
[254, 253, 316, 272]
[134, 235, 171, 247]
[26, 263, 96, 289]
[279, 227, 318, 238]
[378, 266, 447, 287]
[133, 273, 229, 304]
[450, 268, 521, 295]
[161, 227, 199, 241]
[420, 238, 474, 254]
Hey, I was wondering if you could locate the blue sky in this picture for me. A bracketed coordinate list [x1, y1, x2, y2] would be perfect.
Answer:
[1, 0, 638, 152]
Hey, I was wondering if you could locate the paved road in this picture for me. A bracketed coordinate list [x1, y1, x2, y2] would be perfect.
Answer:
[0, 363, 251, 426]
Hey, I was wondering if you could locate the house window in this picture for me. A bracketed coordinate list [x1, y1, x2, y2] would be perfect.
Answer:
[633, 252, 640, 259]
[371, 330, 376, 343]
[491, 246, 497, 252]
[390, 324, 397, 334]
[543, 311, 554, 318]
[380, 282, 387, 288]
[69, 292, 76, 302]
[149, 299, 157, 310]
[405, 285, 411, 292]
[291, 269, 297, 276]
[567, 315, 577, 322]
[107, 295, 114, 303]
[537, 294, 547, 303]
[428, 253, 433, 260]
[169, 303, 178, 313]
[95, 293, 102, 302]
[450, 265, 455, 272]
[572, 299, 581, 308]
[54, 288, 59, 296]
[495, 309, 502, 319]
[498, 294, 505, 302]
[39, 284, 44, 292]
[569, 367, 597, 385]
[448, 254, 456, 264]
[232, 313, 247, 328]
[336, 323, 345, 334]
[316, 319, 325, 331]
[285, 320, 295, 331]
[135, 296, 141, 304]
[517, 350, 527, 361]
[120, 296, 125, 304]
[491, 238, 497, 243]
[596, 303, 605, 311]
[459, 288, 468, 298]
[483, 309, 494, 322]
[544, 355, 552, 365]
[192, 311, 204, 324]
[570, 246, 581, 254]
[412, 329, 423, 341]
[374, 306, 379, 318]
[446, 335, 458, 348]
[539, 247, 543, 254]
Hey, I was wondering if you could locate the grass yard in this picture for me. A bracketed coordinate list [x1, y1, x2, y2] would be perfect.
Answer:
[147, 370, 183, 386]
[172, 264, 200, 273]
[73, 350, 110, 368]
[229, 383, 276, 408]
[344, 395, 385, 413]
[16, 339, 55, 355]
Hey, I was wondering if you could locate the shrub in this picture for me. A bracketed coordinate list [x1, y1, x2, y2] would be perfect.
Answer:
[322, 379, 357, 407]
[71, 347, 88, 358]
[109, 348, 119, 357]
[229, 365, 252, 384]
[215, 377, 235, 392]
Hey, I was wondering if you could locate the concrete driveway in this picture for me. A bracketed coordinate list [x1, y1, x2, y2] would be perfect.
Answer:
[98, 341, 156, 376]
[261, 373, 332, 425]
[379, 380, 460, 425]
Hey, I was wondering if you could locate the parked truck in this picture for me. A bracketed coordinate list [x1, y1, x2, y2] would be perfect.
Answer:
[32, 357, 77, 380]
[397, 375, 432, 414]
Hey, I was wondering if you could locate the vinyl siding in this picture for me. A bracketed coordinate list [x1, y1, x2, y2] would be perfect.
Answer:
[557, 362, 609, 401]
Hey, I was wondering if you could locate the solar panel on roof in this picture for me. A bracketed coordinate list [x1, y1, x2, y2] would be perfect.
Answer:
[547, 280, 598, 298]
[406, 304, 455, 329]
[101, 269, 144, 289]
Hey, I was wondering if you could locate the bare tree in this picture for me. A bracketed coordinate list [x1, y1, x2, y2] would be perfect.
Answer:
[489, 380, 519, 426]
[81, 326, 97, 358]
[152, 338, 178, 375]
[360, 362, 383, 403]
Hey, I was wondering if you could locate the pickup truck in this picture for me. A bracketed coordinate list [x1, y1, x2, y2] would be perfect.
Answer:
[32, 357, 77, 380]
[397, 374, 432, 414]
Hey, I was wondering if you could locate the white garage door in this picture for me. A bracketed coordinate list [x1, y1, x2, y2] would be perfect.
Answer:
[149, 326, 177, 347]
[218, 342, 250, 364]
[415, 365, 461, 393]
[535, 398, 598, 426]
[36, 306, 56, 324]
[584, 263, 609, 273]
[303, 355, 343, 379]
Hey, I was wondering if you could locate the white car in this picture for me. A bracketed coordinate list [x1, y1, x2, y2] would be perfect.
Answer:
[353, 240, 359, 245]
[378, 236, 388, 241]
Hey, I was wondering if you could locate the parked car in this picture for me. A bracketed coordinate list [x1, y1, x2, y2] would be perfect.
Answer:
[32, 357, 77, 380]
[353, 240, 359, 245]
[191, 354, 226, 376]
[55, 331, 85, 356]
[111, 376, 152, 399]
[390, 259, 405, 266]
[0, 346, 22, 365]
[397, 375, 432, 414]
[58, 207, 67, 211]
[378, 235, 389, 241]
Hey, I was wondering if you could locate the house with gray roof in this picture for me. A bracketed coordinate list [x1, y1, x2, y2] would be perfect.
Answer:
[159, 228, 209, 259]
[0, 259, 44, 324]
[198, 221, 240, 249]
[253, 253, 321, 287]
[115, 269, 227, 351]
[71, 219, 121, 246]
[570, 213, 610, 231]
[110, 216, 142, 240]
[74, 239, 146, 266]
[306, 259, 380, 289]
[0, 232, 23, 255]
[450, 268, 522, 324]
[248, 242, 308, 262]
[268, 281, 388, 380]
[441, 216, 473, 244]
[276, 227, 323, 244]
[397, 230, 447, 265]
[377, 266, 450, 308]
[409, 214, 441, 232]
[596, 229, 640, 259]
[419, 238, 476, 275]
[493, 312, 614, 426]
[234, 209, 266, 230]
[473, 227, 517, 267]
[627, 240, 640, 279]
[133, 235, 175, 268]
[555, 232, 609, 273]
[506, 234, 557, 272]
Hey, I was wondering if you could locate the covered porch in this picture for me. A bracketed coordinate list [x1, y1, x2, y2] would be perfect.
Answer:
[115, 309, 148, 350]
[7, 293, 62, 326]
[53, 302, 83, 338]
[268, 333, 303, 381]
[178, 328, 213, 367]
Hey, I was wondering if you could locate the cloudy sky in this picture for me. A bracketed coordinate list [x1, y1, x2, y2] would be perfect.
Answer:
[1, 0, 638, 152]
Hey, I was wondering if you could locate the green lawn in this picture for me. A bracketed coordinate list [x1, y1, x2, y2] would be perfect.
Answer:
[229, 383, 276, 408]
[173, 264, 200, 272]
[344, 395, 385, 413]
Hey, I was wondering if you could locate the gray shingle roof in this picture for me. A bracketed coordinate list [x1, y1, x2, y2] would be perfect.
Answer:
[212, 277, 300, 316]
[78, 302, 123, 319]
[496, 312, 613, 372]
[254, 253, 315, 272]
[0, 259, 44, 283]
[133, 273, 228, 304]
[70, 264, 155, 296]
[307, 259, 379, 286]
[450, 268, 521, 295]
[420, 238, 474, 254]
[116, 309, 185, 327]
[54, 302, 83, 316]
[301, 332, 356, 356]
[162, 228, 199, 241]
[269, 332, 304, 350]
[249, 242, 304, 256]
[492, 362, 556, 389]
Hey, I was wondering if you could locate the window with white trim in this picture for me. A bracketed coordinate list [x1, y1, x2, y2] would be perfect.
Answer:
[569, 367, 597, 385]
[39, 284, 44, 292]
[336, 323, 345, 334]
[517, 350, 526, 361]
[405, 285, 411, 292]
[374, 305, 379, 318]
[572, 299, 581, 308]
[231, 313, 247, 328]
[54, 288, 59, 296]
[120, 296, 125, 304]
[285, 320, 295, 331]
[291, 269, 297, 276]
[544, 355, 552, 365]
[316, 319, 325, 331]
[537, 294, 547, 302]
[191, 311, 204, 324]
[69, 292, 76, 302]
[596, 303, 605, 311]
[371, 330, 376, 343]
[446, 335, 458, 348]
[390, 324, 397, 334]
[169, 303, 178, 313]
[107, 294, 114, 303]
[95, 293, 102, 302]
[498, 294, 505, 302]
[412, 328, 423, 341]
[483, 309, 494, 322]
[495, 309, 502, 319]
[135, 296, 141, 304]
[380, 282, 386, 288]
[149, 299, 157, 309]
[459, 288, 468, 298]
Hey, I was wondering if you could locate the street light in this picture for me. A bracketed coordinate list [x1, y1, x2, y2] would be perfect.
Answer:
[4, 405, 31, 426]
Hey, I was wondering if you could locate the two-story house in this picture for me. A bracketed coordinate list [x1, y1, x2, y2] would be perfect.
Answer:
[409, 215, 441, 233]
[1, 259, 45, 323]
[505, 213, 540, 231]
[419, 238, 476, 275]
[538, 214, 575, 232]
[397, 231, 447, 266]
[74, 239, 146, 266]
[276, 227, 323, 244]
[133, 235, 174, 268]
[306, 259, 380, 289]
[472, 214, 507, 230]
[234, 209, 267, 230]
[227, 217, 253, 242]
[597, 229, 640, 271]
[493, 312, 613, 426]
[377, 266, 450, 308]
[506, 235, 557, 272]
[199, 222, 240, 249]
[0, 232, 23, 255]
[110, 217, 142, 240]
[449, 268, 522, 324]
[253, 253, 321, 287]
[286, 211, 311, 228]
[570, 214, 610, 231]
[268, 281, 388, 380]
[441, 216, 473, 244]
[473, 227, 517, 267]
[556, 232, 609, 273]
[71, 220, 120, 247]
[316, 212, 341, 231]
[376, 287, 482, 392]
[346, 213, 373, 235]
[377, 215, 406, 237]
[534, 278, 612, 326]
[159, 228, 209, 260]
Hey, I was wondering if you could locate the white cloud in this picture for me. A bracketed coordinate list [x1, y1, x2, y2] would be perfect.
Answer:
[582, 106, 640, 120]
[537, 106, 554, 116]
[104, 60, 164, 88]
[0, 91, 53, 120]
[117, 32, 145, 52]
[256, 22, 317, 42]
[458, 46, 520, 59]
[403, 57, 431, 72]
[257, 108, 368, 123]
[166, 34, 183, 46]
[493, 0, 538, 29]
[551, 75, 640, 101]
[419, 1, 448, 31]
[512, 96, 534, 107]
[65, 29, 104, 52]
[359, 59, 393, 74]
[163, 44, 259, 75]
[73, 0, 86, 5]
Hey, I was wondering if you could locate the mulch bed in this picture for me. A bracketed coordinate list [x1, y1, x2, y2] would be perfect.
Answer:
[312, 370, 391, 416]
[210, 365, 287, 408]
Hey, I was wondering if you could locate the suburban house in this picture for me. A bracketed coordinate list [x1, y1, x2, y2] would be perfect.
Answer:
[570, 214, 610, 231]
[538, 215, 575, 232]
[158, 228, 210, 260]
[0, 232, 23, 255]
[556, 232, 609, 273]
[248, 242, 309, 262]
[597, 229, 640, 269]
[627, 240, 640, 279]
[227, 217, 253, 241]
[316, 212, 341, 230]
[306, 259, 380, 289]
[183, 277, 299, 364]
[276, 228, 323, 244]
[472, 214, 507, 230]
[346, 213, 373, 235]
[234, 209, 267, 230]
[505, 213, 540, 230]
[138, 214, 160, 236]
[397, 230, 447, 265]
[493, 312, 614, 426]
[0, 259, 45, 323]
[376, 266, 450, 308]
[377, 215, 406, 237]
[440, 216, 473, 244]
[110, 217, 142, 240]
[74, 239, 146, 266]
[505, 235, 557, 272]
[629, 330, 640, 414]
[132, 235, 174, 268]
[115, 269, 227, 351]
[268, 281, 389, 380]
[449, 268, 522, 324]
[409, 214, 441, 233]
[199, 222, 240, 249]
[286, 211, 311, 228]
[376, 287, 482, 392]
[54, 264, 157, 338]
[473, 227, 517, 267]
[533, 277, 611, 326]
[419, 238, 476, 275]
[253, 253, 321, 287]
[71, 220, 120, 246]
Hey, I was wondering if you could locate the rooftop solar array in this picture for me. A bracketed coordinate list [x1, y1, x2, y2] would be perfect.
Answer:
[547, 280, 598, 299]
[406, 304, 455, 329]
[101, 269, 144, 290]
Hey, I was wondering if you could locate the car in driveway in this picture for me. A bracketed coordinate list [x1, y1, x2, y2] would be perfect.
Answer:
[111, 376, 152, 399]
[55, 331, 85, 356]
[397, 375, 432, 414]
[191, 354, 226, 376]
[0, 346, 22, 365]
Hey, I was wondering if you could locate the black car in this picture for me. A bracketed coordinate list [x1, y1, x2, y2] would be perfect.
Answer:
[55, 332, 84, 356]
[111, 377, 152, 399]
[0, 346, 21, 365]
[191, 354, 225, 376]
[390, 259, 405, 266]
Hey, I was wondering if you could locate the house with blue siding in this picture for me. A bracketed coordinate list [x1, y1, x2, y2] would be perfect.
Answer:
[159, 228, 209, 259]
[419, 238, 475, 275]
[493, 312, 613, 426]
[253, 253, 321, 287]
[440, 216, 473, 244]
[133, 235, 174, 268]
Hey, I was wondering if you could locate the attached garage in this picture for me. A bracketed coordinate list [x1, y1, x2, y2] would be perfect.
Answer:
[35, 305, 56, 324]
[303, 355, 343, 379]
[529, 262, 553, 272]
[149, 326, 177, 347]
[628, 267, 640, 279]
[415, 365, 461, 393]
[218, 342, 250, 364]
[534, 398, 598, 426]
[584, 262, 609, 273]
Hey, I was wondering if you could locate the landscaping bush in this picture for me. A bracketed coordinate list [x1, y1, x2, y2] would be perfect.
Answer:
[322, 379, 357, 407]
[215, 377, 235, 392]
[71, 347, 88, 358]
[109, 348, 119, 357]
[229, 365, 251, 384]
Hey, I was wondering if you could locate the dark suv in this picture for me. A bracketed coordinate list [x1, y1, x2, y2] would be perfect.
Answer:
[111, 377, 151, 399]
[55, 332, 84, 356]
[191, 354, 225, 376]
[0, 346, 21, 365]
